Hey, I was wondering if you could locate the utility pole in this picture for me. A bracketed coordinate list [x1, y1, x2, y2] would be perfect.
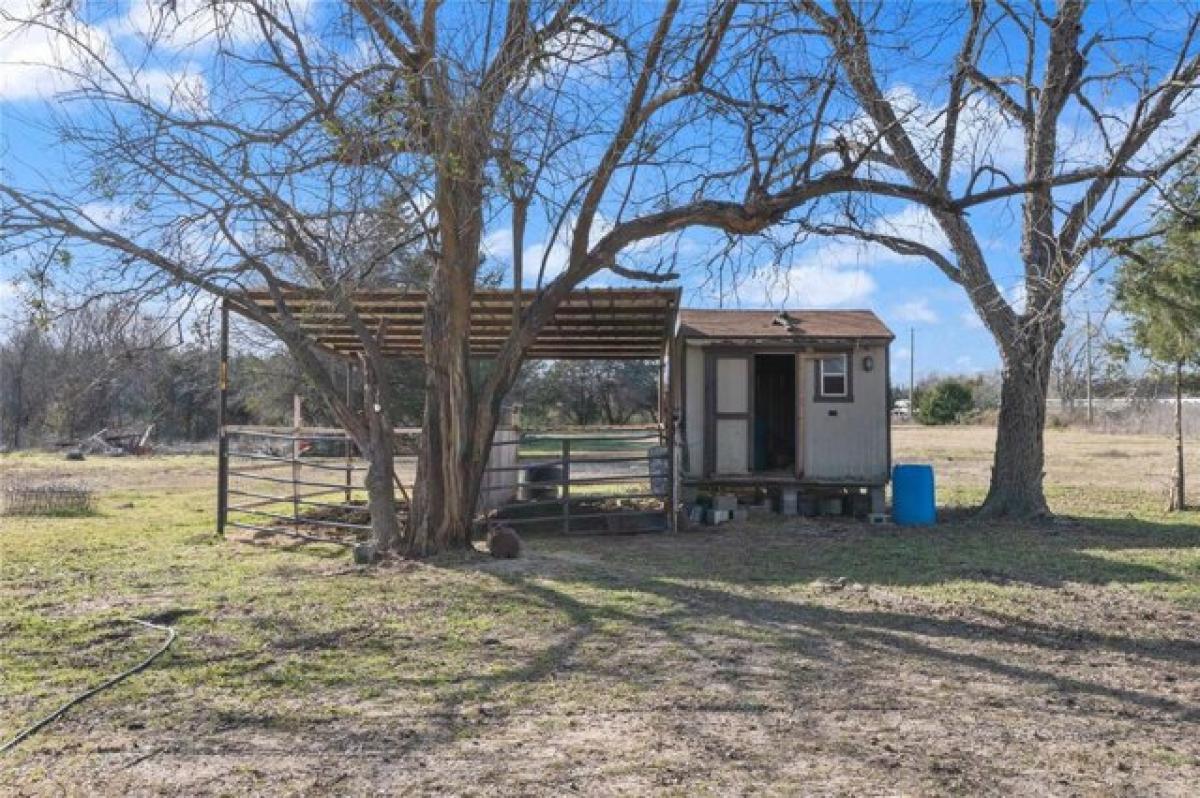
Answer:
[909, 327, 916, 420]
[1085, 308, 1094, 426]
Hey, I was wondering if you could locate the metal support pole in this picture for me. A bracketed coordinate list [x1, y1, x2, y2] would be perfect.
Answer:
[216, 299, 230, 537]
[561, 438, 571, 535]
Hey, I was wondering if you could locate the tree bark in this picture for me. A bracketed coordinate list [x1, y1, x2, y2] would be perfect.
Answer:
[360, 358, 400, 552]
[1172, 358, 1186, 512]
[404, 176, 494, 555]
[406, 295, 498, 555]
[363, 415, 400, 552]
[981, 332, 1055, 518]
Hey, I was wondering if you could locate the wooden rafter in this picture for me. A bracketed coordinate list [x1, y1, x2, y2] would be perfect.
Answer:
[242, 287, 681, 361]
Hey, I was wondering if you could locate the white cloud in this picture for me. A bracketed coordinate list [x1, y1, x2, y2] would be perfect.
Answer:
[79, 201, 130, 229]
[955, 355, 984, 373]
[873, 205, 950, 254]
[0, 4, 209, 108]
[482, 228, 514, 263]
[0, 278, 24, 318]
[506, 212, 667, 287]
[840, 84, 1026, 179]
[1007, 282, 1028, 314]
[891, 297, 939, 324]
[790, 206, 953, 272]
[737, 260, 877, 308]
[109, 0, 315, 52]
[523, 17, 619, 91]
[959, 310, 986, 330]
[0, 4, 114, 101]
[523, 238, 570, 284]
[130, 64, 209, 112]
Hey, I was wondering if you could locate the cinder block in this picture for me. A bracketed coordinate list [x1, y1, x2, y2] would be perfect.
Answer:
[868, 513, 889, 525]
[712, 494, 738, 512]
[819, 497, 844, 517]
[704, 509, 730, 525]
[848, 492, 872, 518]
[777, 488, 799, 516]
[869, 486, 886, 515]
[731, 508, 749, 522]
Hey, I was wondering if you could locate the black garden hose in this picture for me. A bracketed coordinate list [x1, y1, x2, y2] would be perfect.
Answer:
[0, 619, 177, 755]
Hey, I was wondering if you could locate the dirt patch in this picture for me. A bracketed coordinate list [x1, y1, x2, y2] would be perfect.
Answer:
[8, 523, 1200, 796]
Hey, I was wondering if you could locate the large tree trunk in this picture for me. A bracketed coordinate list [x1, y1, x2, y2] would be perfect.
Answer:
[404, 180, 494, 556]
[363, 412, 400, 552]
[405, 279, 500, 555]
[981, 332, 1056, 518]
[357, 357, 400, 552]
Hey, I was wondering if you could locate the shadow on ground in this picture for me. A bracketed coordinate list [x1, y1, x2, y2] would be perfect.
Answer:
[508, 506, 1200, 590]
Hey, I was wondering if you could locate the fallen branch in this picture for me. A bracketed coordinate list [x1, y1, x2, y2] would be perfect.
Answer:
[0, 619, 177, 755]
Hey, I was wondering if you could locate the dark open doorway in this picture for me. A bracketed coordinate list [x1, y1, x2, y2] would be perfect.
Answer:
[753, 354, 796, 472]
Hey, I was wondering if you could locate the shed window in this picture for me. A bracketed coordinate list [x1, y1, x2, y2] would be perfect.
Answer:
[818, 354, 848, 398]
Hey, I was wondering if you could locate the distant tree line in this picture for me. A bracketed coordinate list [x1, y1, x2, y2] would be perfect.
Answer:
[0, 304, 213, 449]
[514, 361, 659, 427]
[0, 305, 659, 450]
[0, 312, 271, 449]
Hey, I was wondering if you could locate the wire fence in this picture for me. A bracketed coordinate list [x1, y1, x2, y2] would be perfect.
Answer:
[2, 483, 96, 516]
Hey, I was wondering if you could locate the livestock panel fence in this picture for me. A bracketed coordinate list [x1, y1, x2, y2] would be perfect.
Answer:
[218, 423, 676, 545]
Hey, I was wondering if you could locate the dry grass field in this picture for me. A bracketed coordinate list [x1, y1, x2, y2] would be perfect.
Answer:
[2, 426, 1199, 796]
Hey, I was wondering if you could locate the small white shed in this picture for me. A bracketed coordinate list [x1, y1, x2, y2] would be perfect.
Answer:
[670, 309, 893, 505]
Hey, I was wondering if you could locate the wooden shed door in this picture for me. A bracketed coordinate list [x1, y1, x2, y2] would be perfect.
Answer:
[705, 353, 751, 475]
[794, 352, 806, 479]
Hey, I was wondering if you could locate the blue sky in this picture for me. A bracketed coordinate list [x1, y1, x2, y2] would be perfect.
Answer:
[0, 1, 1186, 381]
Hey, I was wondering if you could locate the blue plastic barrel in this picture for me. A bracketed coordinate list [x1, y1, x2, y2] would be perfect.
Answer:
[892, 464, 936, 525]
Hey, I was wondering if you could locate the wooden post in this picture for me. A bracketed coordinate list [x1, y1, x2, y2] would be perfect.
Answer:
[667, 415, 678, 533]
[657, 356, 666, 426]
[344, 362, 353, 505]
[292, 393, 302, 527]
[1173, 357, 1186, 511]
[561, 438, 571, 535]
[216, 299, 229, 538]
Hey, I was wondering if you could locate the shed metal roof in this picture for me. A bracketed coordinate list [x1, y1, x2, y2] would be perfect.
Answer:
[677, 309, 893, 340]
[242, 287, 681, 360]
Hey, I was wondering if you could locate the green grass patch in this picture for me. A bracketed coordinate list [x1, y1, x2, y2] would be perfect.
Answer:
[3, 444, 1200, 792]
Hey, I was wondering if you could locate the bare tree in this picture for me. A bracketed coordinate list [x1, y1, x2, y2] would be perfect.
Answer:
[2, 0, 946, 553]
[523, 360, 657, 426]
[0, 322, 53, 449]
[1050, 307, 1115, 416]
[795, 0, 1200, 516]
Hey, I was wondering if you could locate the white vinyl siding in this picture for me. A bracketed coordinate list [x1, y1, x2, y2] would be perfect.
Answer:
[802, 346, 888, 482]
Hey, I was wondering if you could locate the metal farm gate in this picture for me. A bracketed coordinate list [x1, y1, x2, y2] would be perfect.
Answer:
[217, 424, 675, 545]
